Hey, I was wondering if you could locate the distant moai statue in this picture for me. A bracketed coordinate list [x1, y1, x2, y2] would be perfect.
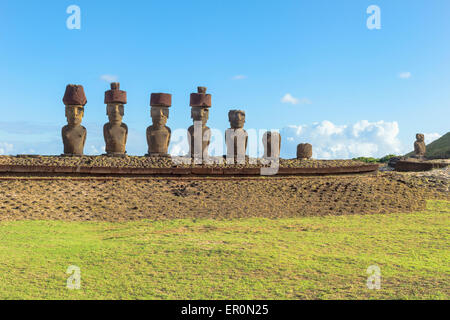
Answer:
[62, 84, 87, 156]
[413, 133, 426, 159]
[262, 131, 281, 159]
[297, 143, 312, 160]
[103, 83, 128, 156]
[225, 110, 248, 164]
[146, 93, 172, 157]
[188, 87, 211, 163]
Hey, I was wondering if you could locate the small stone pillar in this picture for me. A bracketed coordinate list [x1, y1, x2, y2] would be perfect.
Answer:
[297, 143, 312, 160]
[146, 93, 172, 157]
[103, 83, 128, 156]
[262, 131, 281, 159]
[188, 87, 211, 163]
[62, 84, 87, 156]
[413, 133, 426, 159]
[225, 110, 248, 163]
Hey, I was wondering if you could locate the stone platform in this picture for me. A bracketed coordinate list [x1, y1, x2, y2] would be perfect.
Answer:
[395, 159, 449, 172]
[0, 156, 379, 177]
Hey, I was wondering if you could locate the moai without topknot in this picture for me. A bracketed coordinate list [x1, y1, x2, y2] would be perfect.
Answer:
[62, 84, 87, 156]
[413, 133, 426, 159]
[103, 83, 128, 156]
[146, 93, 172, 157]
[297, 143, 312, 160]
[262, 131, 281, 159]
[225, 110, 248, 164]
[188, 87, 211, 163]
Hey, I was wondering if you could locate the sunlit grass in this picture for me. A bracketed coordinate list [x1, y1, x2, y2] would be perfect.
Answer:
[0, 200, 448, 300]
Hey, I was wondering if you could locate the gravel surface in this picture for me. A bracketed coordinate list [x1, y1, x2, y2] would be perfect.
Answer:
[0, 174, 447, 222]
[0, 155, 371, 169]
[383, 167, 450, 194]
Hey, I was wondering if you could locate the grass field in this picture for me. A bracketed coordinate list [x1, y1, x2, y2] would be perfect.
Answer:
[0, 200, 448, 300]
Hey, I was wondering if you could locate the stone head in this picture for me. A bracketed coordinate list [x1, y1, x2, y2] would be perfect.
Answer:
[191, 107, 209, 126]
[150, 93, 172, 127]
[416, 133, 425, 142]
[104, 82, 127, 125]
[151, 107, 169, 127]
[107, 104, 125, 125]
[65, 105, 84, 126]
[228, 110, 246, 129]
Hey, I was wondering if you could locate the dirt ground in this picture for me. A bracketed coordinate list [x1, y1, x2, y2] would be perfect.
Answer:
[0, 172, 447, 222]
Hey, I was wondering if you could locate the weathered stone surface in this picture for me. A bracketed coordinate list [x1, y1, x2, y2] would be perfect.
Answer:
[188, 109, 211, 160]
[0, 156, 382, 170]
[104, 82, 127, 104]
[150, 93, 172, 107]
[62, 105, 86, 156]
[414, 133, 426, 159]
[228, 110, 246, 129]
[388, 156, 403, 168]
[62, 84, 87, 156]
[297, 143, 312, 160]
[188, 87, 211, 161]
[147, 104, 171, 157]
[103, 83, 128, 156]
[263, 131, 281, 159]
[190, 87, 212, 108]
[62, 84, 87, 106]
[226, 110, 248, 162]
[395, 159, 448, 172]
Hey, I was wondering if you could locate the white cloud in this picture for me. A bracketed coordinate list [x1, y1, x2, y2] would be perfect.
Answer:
[297, 98, 312, 105]
[0, 142, 14, 155]
[281, 120, 403, 159]
[424, 133, 441, 144]
[232, 75, 247, 80]
[398, 72, 412, 79]
[87, 145, 105, 155]
[100, 74, 119, 83]
[281, 94, 311, 105]
[281, 93, 298, 105]
[168, 129, 190, 156]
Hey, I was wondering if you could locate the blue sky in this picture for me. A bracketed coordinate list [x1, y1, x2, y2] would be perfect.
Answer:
[0, 0, 449, 158]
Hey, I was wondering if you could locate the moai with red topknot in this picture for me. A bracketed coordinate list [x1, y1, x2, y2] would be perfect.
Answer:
[103, 83, 128, 156]
[62, 84, 87, 156]
[146, 93, 172, 157]
[188, 87, 212, 163]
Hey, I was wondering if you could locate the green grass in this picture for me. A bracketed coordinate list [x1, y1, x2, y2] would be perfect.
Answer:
[0, 200, 449, 300]
[352, 155, 400, 163]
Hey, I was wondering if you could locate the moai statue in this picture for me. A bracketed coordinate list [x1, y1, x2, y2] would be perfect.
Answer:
[297, 143, 312, 160]
[188, 87, 211, 163]
[262, 131, 281, 159]
[103, 83, 128, 156]
[146, 93, 172, 157]
[225, 110, 248, 164]
[413, 133, 426, 159]
[62, 84, 87, 156]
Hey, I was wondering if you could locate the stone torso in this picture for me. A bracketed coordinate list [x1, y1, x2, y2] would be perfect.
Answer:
[225, 128, 248, 159]
[188, 125, 211, 157]
[263, 132, 281, 158]
[104, 123, 128, 154]
[147, 125, 171, 155]
[414, 141, 426, 157]
[62, 125, 86, 155]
